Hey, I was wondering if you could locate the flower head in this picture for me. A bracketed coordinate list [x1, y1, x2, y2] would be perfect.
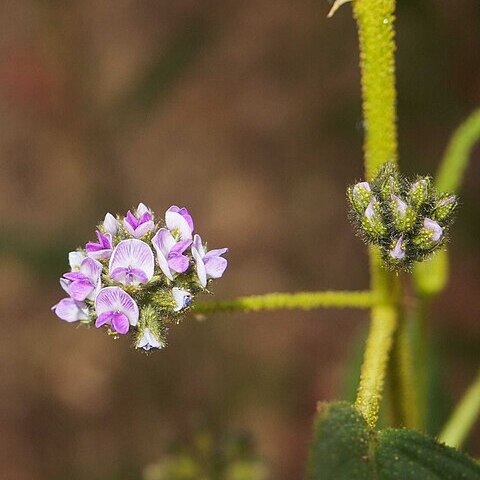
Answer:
[53, 202, 228, 352]
[347, 162, 458, 271]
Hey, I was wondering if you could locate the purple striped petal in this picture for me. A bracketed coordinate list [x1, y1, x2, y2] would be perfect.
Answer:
[205, 248, 228, 258]
[95, 286, 139, 326]
[168, 253, 189, 273]
[131, 220, 155, 238]
[69, 278, 95, 301]
[167, 240, 191, 273]
[124, 210, 139, 230]
[80, 257, 103, 282]
[86, 231, 113, 259]
[204, 256, 228, 279]
[152, 228, 176, 256]
[110, 267, 149, 285]
[111, 312, 130, 334]
[52, 297, 89, 323]
[108, 239, 154, 285]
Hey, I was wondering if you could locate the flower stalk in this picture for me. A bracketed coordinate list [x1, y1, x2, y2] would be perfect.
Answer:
[193, 290, 374, 314]
[351, 0, 401, 428]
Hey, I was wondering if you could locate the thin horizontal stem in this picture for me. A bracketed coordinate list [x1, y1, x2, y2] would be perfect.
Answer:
[438, 369, 480, 449]
[193, 291, 374, 314]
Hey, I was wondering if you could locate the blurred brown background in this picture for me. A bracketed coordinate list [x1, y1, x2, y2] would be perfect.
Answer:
[0, 1, 479, 479]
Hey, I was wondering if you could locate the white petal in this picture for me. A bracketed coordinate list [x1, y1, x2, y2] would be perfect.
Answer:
[69, 251, 85, 271]
[103, 213, 118, 235]
[166, 210, 192, 240]
[172, 287, 191, 312]
[192, 246, 207, 287]
[137, 203, 150, 216]
[137, 328, 163, 350]
[193, 234, 205, 258]
[53, 297, 89, 323]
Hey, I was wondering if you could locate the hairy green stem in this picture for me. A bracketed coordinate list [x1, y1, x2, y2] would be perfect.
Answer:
[352, 0, 400, 428]
[193, 291, 373, 314]
[353, 0, 398, 178]
[438, 369, 480, 449]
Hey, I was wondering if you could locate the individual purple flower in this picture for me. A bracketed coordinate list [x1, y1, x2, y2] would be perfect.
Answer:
[152, 228, 192, 281]
[172, 287, 193, 312]
[104, 212, 118, 235]
[62, 257, 103, 301]
[123, 203, 155, 238]
[390, 236, 406, 260]
[52, 297, 89, 323]
[108, 239, 154, 286]
[166, 205, 194, 240]
[136, 328, 164, 350]
[95, 286, 139, 335]
[191, 234, 228, 288]
[424, 218, 443, 242]
[86, 230, 113, 260]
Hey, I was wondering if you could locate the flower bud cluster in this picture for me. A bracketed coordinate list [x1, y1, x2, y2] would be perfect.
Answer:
[347, 163, 458, 271]
[52, 203, 228, 351]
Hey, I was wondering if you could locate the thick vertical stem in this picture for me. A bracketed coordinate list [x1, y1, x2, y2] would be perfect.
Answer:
[353, 0, 398, 178]
[352, 0, 400, 428]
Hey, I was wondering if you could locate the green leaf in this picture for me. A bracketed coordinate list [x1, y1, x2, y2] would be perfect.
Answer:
[307, 402, 480, 480]
[307, 402, 374, 480]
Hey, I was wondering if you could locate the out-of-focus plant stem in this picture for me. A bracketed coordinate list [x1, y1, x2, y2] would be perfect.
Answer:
[194, 291, 373, 314]
[438, 369, 480, 449]
[351, 0, 401, 429]
[389, 306, 421, 429]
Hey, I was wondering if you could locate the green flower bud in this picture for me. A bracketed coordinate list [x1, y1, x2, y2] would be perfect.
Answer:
[412, 217, 444, 251]
[348, 181, 373, 214]
[432, 194, 457, 223]
[375, 162, 401, 201]
[390, 194, 417, 232]
[389, 235, 407, 262]
[408, 177, 430, 210]
[361, 198, 387, 240]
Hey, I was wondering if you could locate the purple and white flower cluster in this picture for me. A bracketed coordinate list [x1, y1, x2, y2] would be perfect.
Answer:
[347, 162, 458, 271]
[52, 204, 228, 351]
